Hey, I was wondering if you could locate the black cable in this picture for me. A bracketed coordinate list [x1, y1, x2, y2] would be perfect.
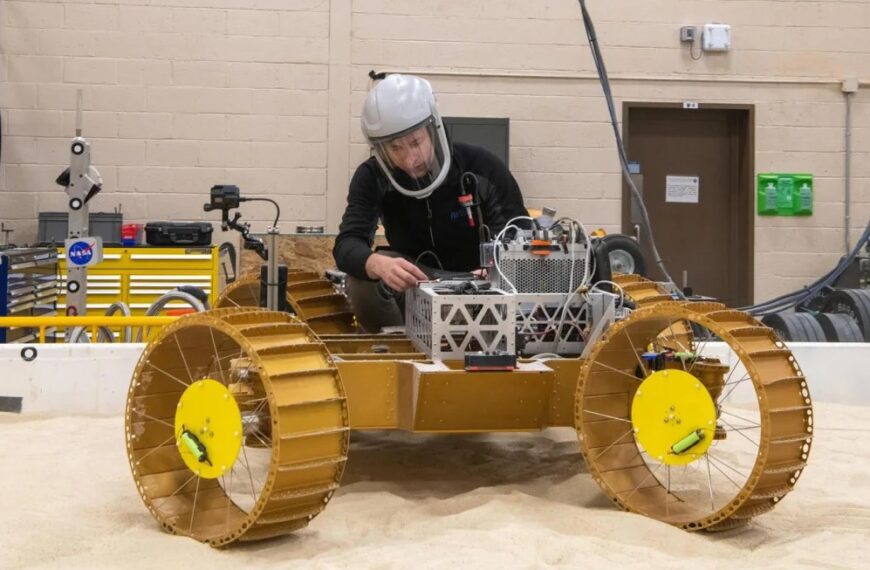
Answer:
[740, 218, 870, 315]
[752, 220, 869, 309]
[577, 0, 684, 299]
[241, 197, 280, 228]
[576, 0, 864, 314]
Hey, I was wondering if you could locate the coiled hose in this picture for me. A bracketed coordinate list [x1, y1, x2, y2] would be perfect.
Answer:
[67, 289, 207, 343]
[135, 290, 207, 342]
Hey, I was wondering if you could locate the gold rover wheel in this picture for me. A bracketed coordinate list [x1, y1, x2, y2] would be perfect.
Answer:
[576, 301, 813, 531]
[125, 308, 349, 546]
[215, 271, 357, 334]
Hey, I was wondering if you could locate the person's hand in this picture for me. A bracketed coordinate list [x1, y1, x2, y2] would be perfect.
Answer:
[365, 254, 428, 292]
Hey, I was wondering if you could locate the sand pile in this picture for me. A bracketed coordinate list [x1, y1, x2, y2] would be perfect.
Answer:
[1, 403, 868, 569]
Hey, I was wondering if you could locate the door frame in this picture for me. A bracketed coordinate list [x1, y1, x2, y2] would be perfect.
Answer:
[620, 102, 756, 306]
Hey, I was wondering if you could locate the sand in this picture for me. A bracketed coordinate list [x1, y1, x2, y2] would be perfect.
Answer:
[1, 403, 868, 569]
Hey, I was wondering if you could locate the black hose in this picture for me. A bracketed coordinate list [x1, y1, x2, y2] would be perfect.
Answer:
[740, 218, 870, 315]
[576, 0, 684, 298]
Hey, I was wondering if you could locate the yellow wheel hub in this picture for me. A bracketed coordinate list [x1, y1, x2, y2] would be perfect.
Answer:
[174, 379, 243, 479]
[631, 369, 716, 466]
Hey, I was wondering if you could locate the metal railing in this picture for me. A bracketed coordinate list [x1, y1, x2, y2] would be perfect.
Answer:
[0, 316, 177, 343]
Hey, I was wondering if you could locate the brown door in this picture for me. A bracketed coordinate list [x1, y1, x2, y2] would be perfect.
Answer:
[623, 106, 753, 307]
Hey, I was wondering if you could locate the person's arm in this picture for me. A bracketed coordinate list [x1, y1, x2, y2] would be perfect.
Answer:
[333, 164, 428, 288]
[332, 164, 381, 280]
[364, 253, 427, 291]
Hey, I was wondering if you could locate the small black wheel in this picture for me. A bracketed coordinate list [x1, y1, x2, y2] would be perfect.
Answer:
[822, 289, 870, 341]
[814, 312, 864, 342]
[761, 312, 827, 342]
[602, 234, 646, 276]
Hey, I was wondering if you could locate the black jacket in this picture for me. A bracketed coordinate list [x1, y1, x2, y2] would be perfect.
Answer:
[334, 142, 528, 280]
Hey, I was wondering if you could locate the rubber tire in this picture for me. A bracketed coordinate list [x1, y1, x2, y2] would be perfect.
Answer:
[602, 234, 646, 277]
[814, 312, 864, 342]
[822, 289, 870, 341]
[761, 313, 827, 342]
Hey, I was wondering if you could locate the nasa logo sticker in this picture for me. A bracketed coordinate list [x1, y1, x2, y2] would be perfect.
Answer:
[64, 236, 103, 268]
[68, 241, 94, 266]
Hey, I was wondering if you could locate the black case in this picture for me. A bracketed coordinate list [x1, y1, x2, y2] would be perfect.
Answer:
[144, 222, 213, 246]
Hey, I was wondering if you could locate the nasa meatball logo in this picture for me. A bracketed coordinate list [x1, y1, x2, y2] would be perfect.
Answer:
[68, 241, 94, 266]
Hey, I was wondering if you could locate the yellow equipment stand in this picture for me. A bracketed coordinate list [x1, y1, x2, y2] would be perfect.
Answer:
[58, 246, 219, 316]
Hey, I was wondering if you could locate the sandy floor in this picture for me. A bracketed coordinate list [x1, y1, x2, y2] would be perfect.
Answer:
[1, 403, 868, 569]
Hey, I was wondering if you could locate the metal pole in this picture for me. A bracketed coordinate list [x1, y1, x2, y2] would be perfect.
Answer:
[844, 91, 853, 254]
[265, 228, 279, 311]
[65, 90, 91, 326]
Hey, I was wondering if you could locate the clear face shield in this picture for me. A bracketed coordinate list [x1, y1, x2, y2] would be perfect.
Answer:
[370, 117, 451, 199]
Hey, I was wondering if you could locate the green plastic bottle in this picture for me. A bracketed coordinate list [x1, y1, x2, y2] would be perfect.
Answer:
[793, 177, 813, 216]
[757, 175, 778, 215]
[764, 182, 777, 212]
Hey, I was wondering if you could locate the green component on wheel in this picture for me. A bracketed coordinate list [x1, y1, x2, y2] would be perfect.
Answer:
[671, 429, 704, 455]
[180, 428, 210, 465]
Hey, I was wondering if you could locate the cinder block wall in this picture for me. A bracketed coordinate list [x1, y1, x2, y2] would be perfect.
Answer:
[1, 0, 869, 302]
[1, 0, 332, 240]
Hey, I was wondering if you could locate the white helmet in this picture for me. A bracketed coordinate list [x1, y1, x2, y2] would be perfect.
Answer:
[361, 74, 452, 199]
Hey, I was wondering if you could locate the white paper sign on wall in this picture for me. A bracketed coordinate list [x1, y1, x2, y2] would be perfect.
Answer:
[665, 176, 699, 203]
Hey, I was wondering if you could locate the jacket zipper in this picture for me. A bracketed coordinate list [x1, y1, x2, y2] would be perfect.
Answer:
[425, 198, 436, 247]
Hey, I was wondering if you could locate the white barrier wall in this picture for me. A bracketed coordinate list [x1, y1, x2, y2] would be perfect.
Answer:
[1, 343, 144, 415]
[1, 342, 868, 416]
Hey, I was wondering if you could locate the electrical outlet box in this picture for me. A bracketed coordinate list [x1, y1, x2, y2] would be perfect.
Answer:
[680, 26, 695, 43]
[702, 24, 731, 51]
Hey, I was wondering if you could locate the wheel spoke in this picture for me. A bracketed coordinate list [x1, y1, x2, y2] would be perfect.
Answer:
[174, 333, 194, 384]
[211, 347, 248, 369]
[240, 443, 259, 504]
[583, 409, 632, 424]
[705, 453, 745, 490]
[718, 417, 760, 447]
[706, 451, 750, 481]
[666, 465, 671, 517]
[188, 475, 202, 534]
[592, 428, 634, 461]
[242, 397, 269, 406]
[247, 428, 272, 448]
[719, 374, 751, 404]
[133, 433, 177, 465]
[722, 424, 761, 433]
[144, 361, 190, 390]
[719, 408, 762, 430]
[686, 335, 712, 376]
[622, 462, 664, 502]
[207, 327, 228, 384]
[661, 320, 691, 355]
[151, 472, 198, 506]
[221, 474, 229, 532]
[705, 454, 715, 511]
[132, 409, 175, 429]
[590, 360, 644, 383]
[623, 329, 648, 378]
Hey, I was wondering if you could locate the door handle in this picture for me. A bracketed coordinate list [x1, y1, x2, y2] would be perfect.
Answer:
[633, 224, 641, 243]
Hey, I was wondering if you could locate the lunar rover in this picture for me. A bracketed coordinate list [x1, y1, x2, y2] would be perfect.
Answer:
[124, 213, 813, 546]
